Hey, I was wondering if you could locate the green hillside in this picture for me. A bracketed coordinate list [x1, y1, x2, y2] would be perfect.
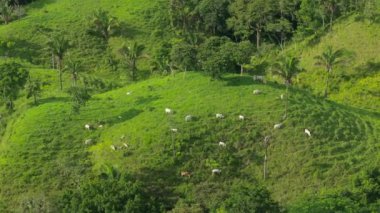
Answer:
[1, 72, 379, 210]
[0, 0, 379, 212]
[289, 15, 380, 111]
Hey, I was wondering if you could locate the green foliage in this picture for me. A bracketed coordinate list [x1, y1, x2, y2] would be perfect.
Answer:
[170, 41, 197, 72]
[198, 36, 235, 79]
[119, 42, 145, 81]
[0, 62, 28, 110]
[87, 9, 119, 43]
[221, 180, 281, 213]
[290, 167, 380, 213]
[47, 34, 70, 90]
[272, 56, 303, 85]
[0, 0, 12, 24]
[60, 176, 160, 212]
[314, 46, 351, 97]
[66, 86, 91, 114]
[64, 58, 82, 86]
[25, 76, 43, 105]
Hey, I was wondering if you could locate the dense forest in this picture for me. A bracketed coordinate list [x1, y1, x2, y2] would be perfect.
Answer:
[0, 0, 379, 212]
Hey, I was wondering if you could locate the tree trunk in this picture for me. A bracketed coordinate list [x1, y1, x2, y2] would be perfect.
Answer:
[131, 60, 136, 81]
[324, 69, 331, 98]
[33, 93, 37, 105]
[52, 53, 55, 69]
[330, 7, 334, 31]
[58, 59, 63, 90]
[263, 148, 268, 180]
[285, 83, 289, 118]
[240, 65, 244, 76]
[256, 27, 261, 49]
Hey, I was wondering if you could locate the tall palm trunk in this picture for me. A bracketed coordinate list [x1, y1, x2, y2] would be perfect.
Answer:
[263, 147, 268, 180]
[324, 69, 331, 98]
[256, 27, 261, 49]
[285, 82, 289, 118]
[58, 58, 63, 90]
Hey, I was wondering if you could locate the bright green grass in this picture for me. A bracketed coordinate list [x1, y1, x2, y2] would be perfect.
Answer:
[287, 15, 380, 111]
[0, 0, 163, 71]
[0, 72, 378, 210]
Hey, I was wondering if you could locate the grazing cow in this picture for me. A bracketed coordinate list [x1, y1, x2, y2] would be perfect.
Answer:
[171, 128, 178, 133]
[253, 89, 262, 95]
[165, 108, 173, 114]
[122, 143, 129, 148]
[126, 91, 132, 95]
[185, 115, 192, 122]
[212, 169, 222, 175]
[85, 124, 92, 130]
[274, 123, 283, 129]
[253, 75, 265, 82]
[98, 125, 104, 128]
[181, 171, 191, 177]
[239, 115, 245, 120]
[110, 145, 117, 151]
[219, 142, 226, 147]
[305, 129, 311, 137]
[264, 136, 270, 143]
[216, 114, 224, 119]
[84, 139, 93, 145]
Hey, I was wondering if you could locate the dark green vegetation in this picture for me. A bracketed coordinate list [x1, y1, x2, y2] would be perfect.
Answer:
[0, 0, 379, 212]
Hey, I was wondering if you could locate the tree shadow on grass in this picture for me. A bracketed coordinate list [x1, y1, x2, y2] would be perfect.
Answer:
[3, 38, 43, 64]
[106, 108, 144, 125]
[117, 22, 145, 39]
[134, 95, 160, 105]
[223, 75, 255, 87]
[353, 60, 380, 79]
[38, 97, 71, 105]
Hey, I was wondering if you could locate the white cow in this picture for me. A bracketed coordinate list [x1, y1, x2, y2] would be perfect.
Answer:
[122, 143, 129, 148]
[126, 91, 132, 95]
[110, 145, 117, 151]
[219, 142, 226, 147]
[216, 114, 224, 119]
[253, 89, 262, 95]
[274, 123, 283, 129]
[212, 169, 222, 175]
[84, 139, 93, 145]
[98, 125, 104, 128]
[239, 115, 245, 120]
[253, 75, 265, 82]
[165, 108, 173, 114]
[185, 115, 192, 122]
[85, 124, 91, 130]
[171, 128, 178, 133]
[305, 129, 311, 137]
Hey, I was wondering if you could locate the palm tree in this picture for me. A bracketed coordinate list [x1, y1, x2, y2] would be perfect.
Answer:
[47, 35, 70, 90]
[271, 56, 303, 117]
[89, 9, 118, 43]
[0, 0, 12, 24]
[26, 76, 42, 105]
[314, 46, 346, 98]
[65, 58, 82, 86]
[119, 42, 145, 81]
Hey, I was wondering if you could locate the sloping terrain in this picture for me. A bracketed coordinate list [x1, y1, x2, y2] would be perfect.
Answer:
[288, 15, 380, 111]
[0, 72, 378, 210]
[0, 0, 379, 211]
